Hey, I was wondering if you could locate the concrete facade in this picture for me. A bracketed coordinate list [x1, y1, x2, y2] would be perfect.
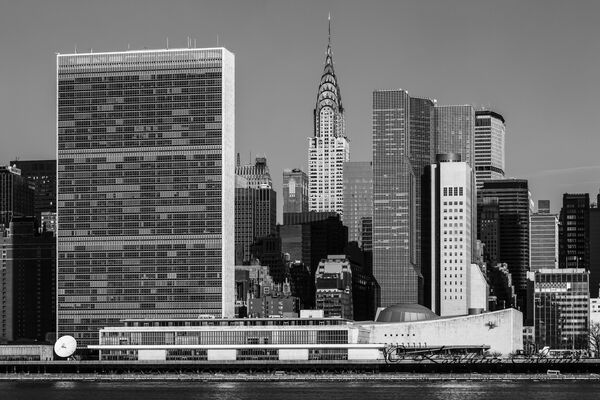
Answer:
[361, 308, 522, 356]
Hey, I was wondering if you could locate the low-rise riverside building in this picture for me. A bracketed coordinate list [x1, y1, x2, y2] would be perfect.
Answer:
[88, 306, 523, 361]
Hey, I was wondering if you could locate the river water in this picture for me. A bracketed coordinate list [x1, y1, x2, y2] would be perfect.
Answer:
[1, 381, 599, 400]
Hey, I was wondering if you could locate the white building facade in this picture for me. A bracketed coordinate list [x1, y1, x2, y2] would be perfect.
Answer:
[428, 154, 487, 316]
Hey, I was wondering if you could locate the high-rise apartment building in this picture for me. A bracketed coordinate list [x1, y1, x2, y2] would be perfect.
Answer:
[559, 193, 590, 269]
[342, 161, 372, 247]
[424, 154, 487, 316]
[434, 105, 475, 167]
[0, 166, 34, 230]
[57, 48, 235, 347]
[308, 19, 349, 215]
[530, 200, 558, 271]
[9, 160, 57, 224]
[532, 268, 589, 350]
[283, 168, 308, 214]
[372, 89, 419, 306]
[473, 111, 505, 188]
[478, 179, 531, 313]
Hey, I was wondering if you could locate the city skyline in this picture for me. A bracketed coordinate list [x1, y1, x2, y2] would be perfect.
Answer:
[1, 0, 600, 220]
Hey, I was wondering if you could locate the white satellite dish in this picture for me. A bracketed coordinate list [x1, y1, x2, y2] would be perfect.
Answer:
[54, 335, 77, 358]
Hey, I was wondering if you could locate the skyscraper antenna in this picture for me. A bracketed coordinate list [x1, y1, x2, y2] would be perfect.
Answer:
[217, 35, 219, 46]
[166, 37, 169, 49]
[328, 12, 331, 45]
[194, 38, 197, 48]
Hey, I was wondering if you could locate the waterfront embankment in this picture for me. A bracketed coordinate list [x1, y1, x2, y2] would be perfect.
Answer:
[1, 372, 600, 382]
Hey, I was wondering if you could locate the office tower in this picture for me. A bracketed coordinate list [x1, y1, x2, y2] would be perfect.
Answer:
[236, 155, 272, 188]
[344, 242, 378, 321]
[57, 48, 235, 347]
[590, 192, 600, 297]
[234, 176, 254, 265]
[425, 154, 487, 316]
[360, 217, 373, 252]
[372, 89, 418, 307]
[559, 193, 590, 269]
[288, 260, 313, 309]
[250, 235, 287, 285]
[9, 160, 57, 224]
[532, 268, 589, 350]
[478, 197, 501, 266]
[283, 168, 308, 214]
[283, 211, 337, 226]
[315, 255, 354, 319]
[410, 97, 436, 275]
[236, 156, 277, 241]
[308, 18, 349, 215]
[0, 217, 55, 343]
[478, 179, 531, 313]
[434, 105, 475, 167]
[0, 166, 34, 230]
[342, 161, 372, 246]
[279, 213, 348, 308]
[473, 111, 505, 188]
[530, 200, 559, 271]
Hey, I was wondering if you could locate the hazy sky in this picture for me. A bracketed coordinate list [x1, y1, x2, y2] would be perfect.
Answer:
[1, 0, 599, 218]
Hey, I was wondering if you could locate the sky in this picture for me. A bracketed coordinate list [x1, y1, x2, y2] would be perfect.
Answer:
[0, 0, 599, 218]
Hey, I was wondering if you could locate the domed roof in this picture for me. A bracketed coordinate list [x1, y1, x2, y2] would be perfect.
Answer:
[376, 304, 439, 323]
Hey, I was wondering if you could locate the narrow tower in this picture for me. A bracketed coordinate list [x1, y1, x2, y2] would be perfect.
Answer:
[308, 15, 349, 215]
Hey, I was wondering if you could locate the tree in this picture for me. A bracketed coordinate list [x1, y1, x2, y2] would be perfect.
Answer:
[589, 321, 600, 356]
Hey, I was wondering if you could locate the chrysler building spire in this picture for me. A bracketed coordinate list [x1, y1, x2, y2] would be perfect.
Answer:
[308, 15, 349, 215]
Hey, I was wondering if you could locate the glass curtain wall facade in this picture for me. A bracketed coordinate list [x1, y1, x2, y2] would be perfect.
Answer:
[409, 97, 435, 275]
[474, 111, 505, 188]
[57, 48, 235, 347]
[372, 90, 419, 307]
[434, 105, 475, 167]
[533, 268, 589, 350]
[342, 161, 372, 247]
[530, 200, 558, 271]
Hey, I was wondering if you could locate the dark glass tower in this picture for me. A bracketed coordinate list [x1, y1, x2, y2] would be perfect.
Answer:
[0, 166, 34, 230]
[9, 160, 57, 225]
[57, 48, 235, 347]
[478, 179, 531, 314]
[559, 193, 590, 270]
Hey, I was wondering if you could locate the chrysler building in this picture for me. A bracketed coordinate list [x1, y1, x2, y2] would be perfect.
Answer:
[308, 15, 349, 215]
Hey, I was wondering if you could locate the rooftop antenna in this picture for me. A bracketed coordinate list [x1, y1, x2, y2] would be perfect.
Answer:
[166, 37, 169, 49]
[127, 43, 130, 50]
[194, 38, 197, 48]
[328, 12, 331, 46]
[217, 34, 219, 47]
[74, 43, 77, 54]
